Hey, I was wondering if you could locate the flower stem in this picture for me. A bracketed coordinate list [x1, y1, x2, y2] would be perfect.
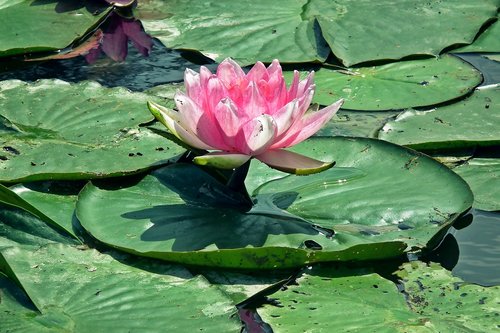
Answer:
[227, 160, 253, 208]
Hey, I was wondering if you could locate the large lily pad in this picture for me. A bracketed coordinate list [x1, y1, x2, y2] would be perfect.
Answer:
[0, 244, 241, 332]
[378, 86, 500, 149]
[454, 16, 500, 53]
[0, 80, 185, 182]
[258, 262, 500, 332]
[76, 137, 472, 268]
[137, 0, 330, 65]
[453, 158, 500, 211]
[9, 181, 84, 238]
[311, 0, 499, 66]
[250, 137, 473, 252]
[284, 56, 482, 110]
[0, 2, 110, 58]
[137, 0, 498, 66]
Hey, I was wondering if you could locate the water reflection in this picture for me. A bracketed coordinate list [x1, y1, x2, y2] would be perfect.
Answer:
[0, 39, 214, 90]
[85, 12, 153, 63]
[425, 209, 500, 286]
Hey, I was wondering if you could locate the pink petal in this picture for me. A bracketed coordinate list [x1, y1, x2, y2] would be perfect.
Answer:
[271, 99, 299, 137]
[294, 85, 316, 118]
[239, 82, 268, 120]
[216, 58, 246, 88]
[237, 114, 277, 155]
[205, 76, 227, 111]
[256, 149, 335, 175]
[213, 98, 242, 149]
[297, 71, 315, 97]
[287, 70, 300, 100]
[266, 59, 282, 78]
[147, 101, 214, 150]
[193, 152, 251, 169]
[174, 92, 231, 150]
[199, 66, 213, 87]
[184, 68, 200, 98]
[266, 61, 288, 110]
[246, 61, 269, 82]
[271, 99, 343, 149]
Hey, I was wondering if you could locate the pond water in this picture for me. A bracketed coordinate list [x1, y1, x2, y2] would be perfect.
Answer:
[1, 39, 498, 290]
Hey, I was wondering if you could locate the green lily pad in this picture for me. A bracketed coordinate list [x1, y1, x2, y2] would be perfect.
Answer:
[258, 262, 500, 332]
[378, 86, 500, 150]
[250, 137, 473, 253]
[76, 137, 471, 268]
[0, 2, 110, 58]
[0, 183, 79, 240]
[0, 244, 241, 332]
[259, 265, 419, 332]
[396, 261, 500, 332]
[0, 80, 185, 183]
[76, 162, 407, 269]
[9, 181, 84, 239]
[454, 17, 500, 53]
[318, 110, 398, 137]
[311, 0, 499, 66]
[137, 0, 498, 66]
[0, 200, 77, 250]
[453, 158, 500, 211]
[284, 56, 482, 110]
[137, 0, 329, 65]
[0, 274, 57, 333]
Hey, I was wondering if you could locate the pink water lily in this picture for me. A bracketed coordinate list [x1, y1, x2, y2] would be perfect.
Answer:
[148, 58, 343, 174]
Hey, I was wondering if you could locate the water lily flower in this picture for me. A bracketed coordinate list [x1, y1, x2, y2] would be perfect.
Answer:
[148, 59, 343, 174]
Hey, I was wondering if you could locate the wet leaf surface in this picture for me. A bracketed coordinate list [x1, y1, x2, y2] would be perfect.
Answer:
[137, 0, 498, 66]
[0, 80, 185, 182]
[76, 137, 472, 268]
[0, 244, 242, 332]
[453, 157, 500, 211]
[259, 262, 500, 332]
[284, 56, 482, 110]
[379, 86, 500, 150]
[0, 2, 110, 58]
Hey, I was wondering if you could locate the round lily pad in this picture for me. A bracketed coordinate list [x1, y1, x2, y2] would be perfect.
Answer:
[0, 80, 185, 182]
[378, 85, 500, 149]
[76, 137, 472, 268]
[284, 55, 482, 111]
[0, 2, 110, 58]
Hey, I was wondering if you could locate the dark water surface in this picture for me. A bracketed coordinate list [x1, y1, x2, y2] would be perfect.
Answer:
[1, 40, 498, 286]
